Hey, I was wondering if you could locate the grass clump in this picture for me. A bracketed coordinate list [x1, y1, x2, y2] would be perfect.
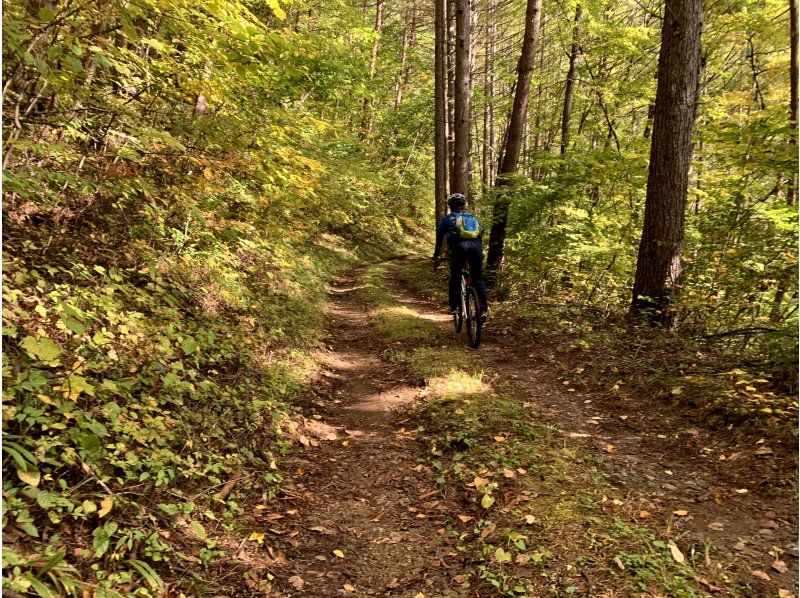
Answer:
[372, 306, 442, 343]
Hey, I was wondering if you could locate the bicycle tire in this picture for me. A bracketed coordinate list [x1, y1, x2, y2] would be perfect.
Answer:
[465, 286, 482, 349]
[453, 301, 463, 333]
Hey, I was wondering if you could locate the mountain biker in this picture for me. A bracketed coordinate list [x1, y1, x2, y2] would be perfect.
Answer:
[432, 193, 488, 321]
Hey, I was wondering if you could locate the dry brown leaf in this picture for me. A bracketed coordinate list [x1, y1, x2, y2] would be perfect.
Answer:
[772, 560, 788, 574]
[751, 570, 771, 581]
[343, 583, 356, 592]
[288, 576, 304, 590]
[639, 510, 650, 519]
[604, 444, 615, 453]
[670, 544, 685, 564]
[457, 515, 473, 523]
[673, 509, 689, 516]
[333, 549, 345, 559]
[613, 556, 625, 570]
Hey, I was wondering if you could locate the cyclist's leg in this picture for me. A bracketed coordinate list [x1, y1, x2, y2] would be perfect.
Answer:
[466, 243, 488, 313]
[448, 247, 463, 311]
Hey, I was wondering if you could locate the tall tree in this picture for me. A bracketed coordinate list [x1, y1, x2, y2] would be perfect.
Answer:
[630, 0, 703, 324]
[789, 0, 798, 205]
[482, 0, 496, 190]
[435, 0, 449, 222]
[486, 0, 542, 271]
[452, 0, 472, 195]
[560, 4, 582, 154]
[360, 0, 385, 138]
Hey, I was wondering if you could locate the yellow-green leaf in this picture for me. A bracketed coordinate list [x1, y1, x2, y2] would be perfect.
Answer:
[17, 468, 41, 487]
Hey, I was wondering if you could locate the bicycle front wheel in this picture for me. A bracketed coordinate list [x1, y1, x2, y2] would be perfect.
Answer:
[465, 286, 482, 349]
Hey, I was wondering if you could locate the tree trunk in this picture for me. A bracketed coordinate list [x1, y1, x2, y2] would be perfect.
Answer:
[560, 4, 582, 154]
[452, 0, 472, 196]
[360, 0, 384, 138]
[789, 0, 798, 205]
[486, 0, 542, 272]
[630, 0, 703, 325]
[482, 0, 495, 191]
[435, 0, 449, 222]
[447, 0, 456, 189]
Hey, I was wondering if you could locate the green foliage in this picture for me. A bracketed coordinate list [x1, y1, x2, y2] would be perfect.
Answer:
[2, 0, 431, 593]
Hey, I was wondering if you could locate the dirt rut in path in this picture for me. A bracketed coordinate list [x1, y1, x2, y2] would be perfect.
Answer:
[270, 268, 463, 596]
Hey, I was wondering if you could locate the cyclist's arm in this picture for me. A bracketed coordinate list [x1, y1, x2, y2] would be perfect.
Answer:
[433, 217, 447, 258]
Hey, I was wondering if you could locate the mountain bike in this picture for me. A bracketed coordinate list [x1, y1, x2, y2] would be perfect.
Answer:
[434, 257, 483, 349]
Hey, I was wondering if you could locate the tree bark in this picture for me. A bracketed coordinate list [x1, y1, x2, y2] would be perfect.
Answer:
[482, 0, 496, 191]
[447, 0, 456, 189]
[452, 0, 472, 196]
[560, 4, 582, 154]
[435, 0, 449, 222]
[630, 0, 703, 325]
[486, 0, 542, 272]
[789, 0, 798, 205]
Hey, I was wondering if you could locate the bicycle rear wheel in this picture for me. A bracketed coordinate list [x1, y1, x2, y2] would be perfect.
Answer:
[465, 286, 482, 349]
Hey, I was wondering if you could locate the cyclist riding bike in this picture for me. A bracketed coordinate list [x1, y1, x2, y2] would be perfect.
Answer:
[432, 193, 488, 322]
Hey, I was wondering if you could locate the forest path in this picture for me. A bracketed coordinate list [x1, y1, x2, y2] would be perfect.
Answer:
[268, 257, 797, 597]
[384, 257, 798, 596]
[267, 261, 465, 597]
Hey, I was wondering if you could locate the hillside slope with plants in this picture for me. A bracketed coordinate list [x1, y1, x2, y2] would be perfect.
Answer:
[2, 0, 432, 594]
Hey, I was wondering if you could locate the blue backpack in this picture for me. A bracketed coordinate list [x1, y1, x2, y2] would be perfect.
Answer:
[449, 211, 482, 239]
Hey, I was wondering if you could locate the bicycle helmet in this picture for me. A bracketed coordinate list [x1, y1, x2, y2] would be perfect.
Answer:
[448, 193, 467, 210]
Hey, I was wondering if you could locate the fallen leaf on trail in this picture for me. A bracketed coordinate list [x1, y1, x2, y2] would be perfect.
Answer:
[469, 476, 489, 489]
[481, 494, 495, 509]
[524, 515, 536, 524]
[502, 468, 515, 478]
[778, 590, 792, 598]
[734, 488, 748, 494]
[674, 510, 689, 517]
[698, 578, 723, 592]
[604, 444, 615, 453]
[751, 570, 771, 581]
[670, 544, 685, 563]
[671, 387, 683, 395]
[457, 515, 473, 523]
[563, 380, 571, 385]
[613, 556, 625, 570]
[249, 532, 265, 544]
[288, 576, 304, 590]
[755, 446, 773, 456]
[619, 415, 629, 420]
[333, 549, 345, 559]
[343, 583, 355, 592]
[772, 560, 788, 574]
[342, 440, 349, 446]
[718, 455, 726, 461]
[495, 547, 512, 563]
[639, 510, 650, 519]
[98, 496, 113, 518]
[297, 434, 310, 447]
[707, 521, 724, 531]
[516, 554, 531, 564]
[414, 593, 426, 598]
[493, 435, 506, 442]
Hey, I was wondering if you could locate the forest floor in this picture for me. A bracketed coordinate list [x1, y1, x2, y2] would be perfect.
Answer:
[239, 257, 797, 597]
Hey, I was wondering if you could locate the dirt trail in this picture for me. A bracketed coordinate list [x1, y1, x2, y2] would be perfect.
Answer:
[385, 259, 799, 596]
[269, 258, 797, 596]
[269, 266, 464, 596]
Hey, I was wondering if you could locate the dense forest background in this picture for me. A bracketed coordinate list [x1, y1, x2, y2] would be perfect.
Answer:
[2, 0, 797, 594]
